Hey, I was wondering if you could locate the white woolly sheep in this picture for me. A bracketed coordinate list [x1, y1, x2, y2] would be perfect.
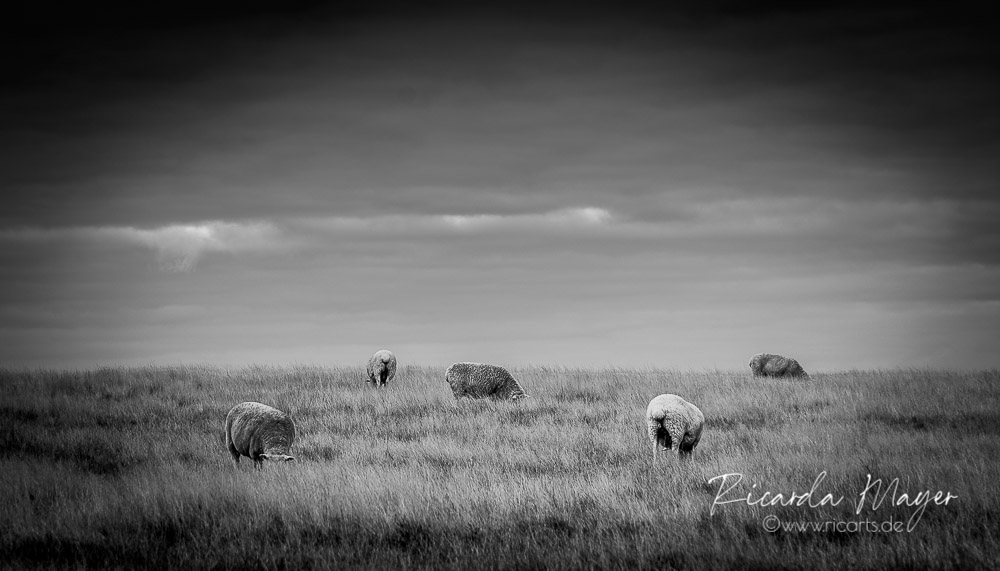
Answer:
[367, 349, 397, 387]
[445, 362, 529, 401]
[749, 353, 809, 378]
[225, 402, 296, 470]
[646, 394, 704, 461]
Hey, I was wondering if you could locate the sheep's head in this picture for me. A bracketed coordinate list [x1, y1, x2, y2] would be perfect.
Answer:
[259, 453, 295, 463]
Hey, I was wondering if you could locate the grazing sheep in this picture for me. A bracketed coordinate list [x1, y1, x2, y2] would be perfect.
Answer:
[367, 349, 397, 387]
[646, 394, 704, 461]
[445, 362, 529, 401]
[749, 353, 809, 378]
[225, 402, 295, 470]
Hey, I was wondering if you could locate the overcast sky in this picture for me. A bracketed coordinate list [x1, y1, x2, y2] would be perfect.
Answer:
[2, 2, 998, 370]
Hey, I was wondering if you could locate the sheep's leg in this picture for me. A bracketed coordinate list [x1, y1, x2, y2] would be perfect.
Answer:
[646, 420, 661, 447]
[666, 427, 685, 456]
[678, 432, 695, 460]
[228, 441, 241, 468]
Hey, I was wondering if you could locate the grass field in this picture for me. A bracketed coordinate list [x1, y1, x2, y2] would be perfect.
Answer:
[1, 365, 998, 569]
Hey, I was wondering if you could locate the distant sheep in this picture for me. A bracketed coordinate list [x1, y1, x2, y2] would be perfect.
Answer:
[367, 349, 397, 387]
[445, 362, 529, 401]
[225, 402, 296, 470]
[646, 394, 704, 461]
[749, 353, 809, 378]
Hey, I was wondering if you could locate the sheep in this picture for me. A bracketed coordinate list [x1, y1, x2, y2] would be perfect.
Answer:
[749, 353, 809, 378]
[646, 394, 704, 461]
[366, 349, 397, 387]
[225, 402, 296, 470]
[445, 362, 530, 401]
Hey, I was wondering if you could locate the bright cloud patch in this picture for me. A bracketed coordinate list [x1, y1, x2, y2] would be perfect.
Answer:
[1, 220, 281, 271]
[297, 206, 614, 234]
[440, 207, 613, 230]
[99, 221, 280, 271]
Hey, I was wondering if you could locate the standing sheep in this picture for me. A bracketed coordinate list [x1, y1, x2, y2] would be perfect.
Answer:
[445, 362, 529, 401]
[646, 394, 704, 461]
[367, 349, 397, 387]
[749, 353, 809, 378]
[225, 402, 296, 470]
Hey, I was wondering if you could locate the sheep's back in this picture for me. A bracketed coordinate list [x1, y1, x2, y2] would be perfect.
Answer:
[367, 350, 397, 383]
[752, 353, 808, 378]
[646, 394, 703, 428]
[226, 402, 295, 456]
[446, 362, 526, 399]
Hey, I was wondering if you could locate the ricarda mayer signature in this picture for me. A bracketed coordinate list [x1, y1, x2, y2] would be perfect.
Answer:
[707, 471, 958, 531]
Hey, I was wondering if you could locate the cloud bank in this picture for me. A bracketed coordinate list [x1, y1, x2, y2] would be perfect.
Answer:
[295, 206, 614, 235]
[0, 207, 616, 270]
[2, 220, 281, 271]
[4, 195, 998, 272]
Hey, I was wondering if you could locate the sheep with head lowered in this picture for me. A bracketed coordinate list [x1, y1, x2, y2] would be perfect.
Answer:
[646, 394, 704, 461]
[749, 353, 809, 378]
[225, 402, 296, 470]
[445, 362, 529, 401]
[367, 349, 397, 387]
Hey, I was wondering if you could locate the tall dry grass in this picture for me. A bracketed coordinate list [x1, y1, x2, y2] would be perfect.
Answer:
[1, 365, 998, 569]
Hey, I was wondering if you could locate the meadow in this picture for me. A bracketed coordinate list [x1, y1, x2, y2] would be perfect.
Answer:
[1, 364, 998, 570]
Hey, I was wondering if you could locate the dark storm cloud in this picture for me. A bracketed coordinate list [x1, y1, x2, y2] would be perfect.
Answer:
[4, 2, 998, 226]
